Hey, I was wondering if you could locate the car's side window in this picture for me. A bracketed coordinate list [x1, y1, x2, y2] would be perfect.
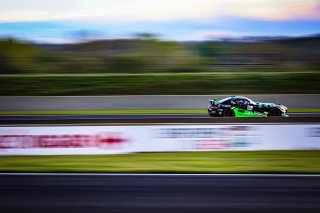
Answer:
[222, 100, 231, 105]
[242, 99, 249, 106]
[229, 99, 236, 105]
[235, 99, 249, 107]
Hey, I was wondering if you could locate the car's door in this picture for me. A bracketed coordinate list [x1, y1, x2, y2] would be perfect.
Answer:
[234, 98, 255, 117]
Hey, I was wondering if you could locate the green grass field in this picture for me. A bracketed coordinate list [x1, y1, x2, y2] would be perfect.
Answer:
[1, 72, 319, 95]
[0, 151, 319, 174]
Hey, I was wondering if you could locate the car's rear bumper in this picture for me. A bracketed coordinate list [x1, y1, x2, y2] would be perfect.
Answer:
[208, 105, 224, 117]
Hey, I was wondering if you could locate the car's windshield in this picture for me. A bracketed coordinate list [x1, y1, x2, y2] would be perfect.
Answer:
[246, 98, 256, 105]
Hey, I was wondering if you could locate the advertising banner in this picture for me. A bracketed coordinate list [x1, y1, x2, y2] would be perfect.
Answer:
[0, 124, 319, 155]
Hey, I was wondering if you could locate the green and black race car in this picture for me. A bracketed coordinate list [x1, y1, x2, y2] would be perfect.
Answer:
[208, 96, 288, 117]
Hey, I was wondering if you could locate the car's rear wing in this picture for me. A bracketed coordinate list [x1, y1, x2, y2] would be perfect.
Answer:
[208, 99, 216, 105]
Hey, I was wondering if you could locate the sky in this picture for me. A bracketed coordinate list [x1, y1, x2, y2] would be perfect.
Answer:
[0, 0, 320, 43]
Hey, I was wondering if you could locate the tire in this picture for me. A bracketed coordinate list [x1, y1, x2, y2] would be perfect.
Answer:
[269, 108, 282, 116]
[208, 109, 215, 117]
[224, 109, 234, 117]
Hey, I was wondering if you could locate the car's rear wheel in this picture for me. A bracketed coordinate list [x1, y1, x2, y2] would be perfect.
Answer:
[224, 109, 234, 117]
[208, 113, 215, 117]
[269, 108, 282, 116]
[208, 110, 215, 117]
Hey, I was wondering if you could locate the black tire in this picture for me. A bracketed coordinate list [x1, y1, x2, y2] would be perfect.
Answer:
[208, 110, 215, 117]
[224, 109, 234, 117]
[269, 108, 282, 116]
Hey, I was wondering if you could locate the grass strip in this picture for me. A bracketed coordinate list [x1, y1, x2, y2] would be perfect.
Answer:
[0, 151, 319, 174]
[1, 72, 319, 95]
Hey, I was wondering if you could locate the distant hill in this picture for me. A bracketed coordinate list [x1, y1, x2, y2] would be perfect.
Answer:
[36, 34, 320, 54]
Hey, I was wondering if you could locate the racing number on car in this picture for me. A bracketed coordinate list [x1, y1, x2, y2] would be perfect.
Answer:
[247, 105, 253, 111]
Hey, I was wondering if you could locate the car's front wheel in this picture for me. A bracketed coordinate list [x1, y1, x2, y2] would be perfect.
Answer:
[269, 108, 282, 116]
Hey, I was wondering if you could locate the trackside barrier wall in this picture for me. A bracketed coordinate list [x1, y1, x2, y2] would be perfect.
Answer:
[0, 125, 319, 155]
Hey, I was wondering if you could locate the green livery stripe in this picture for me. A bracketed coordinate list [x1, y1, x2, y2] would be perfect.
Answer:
[232, 108, 265, 118]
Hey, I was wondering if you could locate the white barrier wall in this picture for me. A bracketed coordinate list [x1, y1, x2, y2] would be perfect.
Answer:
[0, 125, 319, 155]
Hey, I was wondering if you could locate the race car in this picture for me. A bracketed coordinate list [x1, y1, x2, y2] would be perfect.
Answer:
[208, 96, 288, 117]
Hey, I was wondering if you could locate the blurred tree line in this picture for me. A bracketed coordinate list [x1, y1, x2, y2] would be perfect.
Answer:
[1, 34, 319, 74]
[1, 35, 319, 95]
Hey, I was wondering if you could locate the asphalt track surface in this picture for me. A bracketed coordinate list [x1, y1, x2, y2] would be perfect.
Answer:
[0, 174, 319, 213]
[1, 94, 320, 111]
[0, 113, 319, 125]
